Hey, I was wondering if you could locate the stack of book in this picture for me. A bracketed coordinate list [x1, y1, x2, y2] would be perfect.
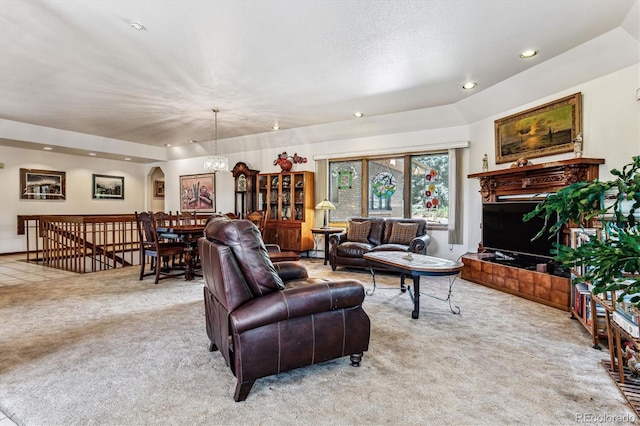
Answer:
[574, 282, 607, 334]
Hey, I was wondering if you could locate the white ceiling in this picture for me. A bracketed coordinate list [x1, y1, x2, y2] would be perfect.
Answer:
[0, 0, 638, 155]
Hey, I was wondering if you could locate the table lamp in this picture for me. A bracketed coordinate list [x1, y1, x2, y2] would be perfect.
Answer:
[315, 199, 336, 228]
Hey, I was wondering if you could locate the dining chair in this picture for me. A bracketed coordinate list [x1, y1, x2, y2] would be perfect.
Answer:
[135, 211, 188, 284]
[246, 210, 267, 236]
[176, 211, 197, 226]
[154, 211, 180, 241]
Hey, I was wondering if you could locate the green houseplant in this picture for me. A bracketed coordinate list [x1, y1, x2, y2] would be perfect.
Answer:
[524, 156, 640, 304]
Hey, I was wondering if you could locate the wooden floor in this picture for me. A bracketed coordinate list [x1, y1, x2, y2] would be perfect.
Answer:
[603, 360, 640, 416]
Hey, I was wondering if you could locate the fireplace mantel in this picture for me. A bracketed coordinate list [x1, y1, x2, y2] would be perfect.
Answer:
[468, 157, 605, 203]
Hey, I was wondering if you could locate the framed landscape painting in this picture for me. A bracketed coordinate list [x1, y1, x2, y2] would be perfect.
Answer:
[495, 92, 582, 164]
[20, 168, 66, 200]
[92, 174, 124, 199]
[180, 173, 215, 212]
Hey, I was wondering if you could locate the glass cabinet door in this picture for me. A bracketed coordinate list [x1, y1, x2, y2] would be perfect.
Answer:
[268, 174, 280, 220]
[293, 173, 305, 221]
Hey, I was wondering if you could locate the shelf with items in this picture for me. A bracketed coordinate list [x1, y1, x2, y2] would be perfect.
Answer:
[257, 171, 315, 252]
[571, 281, 610, 349]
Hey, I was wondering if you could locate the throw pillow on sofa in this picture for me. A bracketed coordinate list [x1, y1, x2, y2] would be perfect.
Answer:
[347, 220, 371, 243]
[388, 222, 419, 245]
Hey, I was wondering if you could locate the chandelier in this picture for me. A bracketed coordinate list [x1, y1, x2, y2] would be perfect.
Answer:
[204, 108, 229, 173]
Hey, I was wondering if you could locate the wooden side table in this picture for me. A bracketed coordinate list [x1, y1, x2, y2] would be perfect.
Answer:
[311, 227, 344, 265]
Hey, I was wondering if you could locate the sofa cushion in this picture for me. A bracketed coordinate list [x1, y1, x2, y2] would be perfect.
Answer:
[388, 222, 419, 245]
[204, 216, 285, 296]
[336, 241, 374, 258]
[347, 220, 371, 243]
[372, 244, 410, 252]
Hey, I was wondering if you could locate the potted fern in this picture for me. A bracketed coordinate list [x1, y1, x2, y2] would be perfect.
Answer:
[524, 156, 640, 305]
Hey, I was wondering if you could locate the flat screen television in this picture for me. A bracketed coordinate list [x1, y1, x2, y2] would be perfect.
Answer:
[482, 201, 559, 259]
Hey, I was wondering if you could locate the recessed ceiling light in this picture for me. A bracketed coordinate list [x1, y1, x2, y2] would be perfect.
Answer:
[353, 112, 364, 118]
[188, 139, 197, 143]
[462, 82, 477, 90]
[124, 158, 132, 161]
[519, 49, 538, 59]
[43, 147, 53, 150]
[272, 122, 280, 130]
[130, 22, 145, 31]
[88, 152, 96, 156]
[164, 144, 171, 147]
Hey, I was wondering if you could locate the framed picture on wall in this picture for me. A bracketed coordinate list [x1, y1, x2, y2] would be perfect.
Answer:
[20, 168, 66, 200]
[179, 173, 215, 212]
[494, 92, 582, 164]
[154, 180, 165, 198]
[92, 174, 124, 199]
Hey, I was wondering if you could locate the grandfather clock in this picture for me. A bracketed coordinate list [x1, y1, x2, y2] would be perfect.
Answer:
[231, 162, 259, 219]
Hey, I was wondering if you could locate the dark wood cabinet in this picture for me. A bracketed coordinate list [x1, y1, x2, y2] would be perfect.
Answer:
[257, 171, 315, 252]
[466, 157, 604, 311]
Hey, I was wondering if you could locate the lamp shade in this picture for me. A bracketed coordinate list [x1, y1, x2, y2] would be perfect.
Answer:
[315, 200, 336, 210]
[315, 199, 335, 228]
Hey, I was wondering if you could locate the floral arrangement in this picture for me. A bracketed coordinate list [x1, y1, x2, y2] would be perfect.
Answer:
[273, 151, 307, 166]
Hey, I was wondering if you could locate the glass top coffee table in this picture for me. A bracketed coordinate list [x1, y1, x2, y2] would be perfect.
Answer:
[363, 251, 464, 319]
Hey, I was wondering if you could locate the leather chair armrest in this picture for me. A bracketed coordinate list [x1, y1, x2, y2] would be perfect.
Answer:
[328, 233, 347, 248]
[273, 261, 308, 282]
[409, 234, 431, 254]
[231, 280, 365, 333]
[265, 244, 281, 253]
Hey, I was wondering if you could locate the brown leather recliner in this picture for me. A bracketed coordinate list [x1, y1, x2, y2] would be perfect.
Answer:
[198, 215, 370, 401]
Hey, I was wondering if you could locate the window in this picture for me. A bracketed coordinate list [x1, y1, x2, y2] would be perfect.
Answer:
[368, 157, 403, 215]
[409, 153, 449, 225]
[328, 151, 451, 228]
[328, 160, 363, 222]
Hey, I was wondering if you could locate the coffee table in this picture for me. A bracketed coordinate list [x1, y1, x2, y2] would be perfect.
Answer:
[363, 251, 464, 319]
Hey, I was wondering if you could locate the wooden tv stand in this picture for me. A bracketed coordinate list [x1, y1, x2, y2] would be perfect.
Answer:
[465, 157, 604, 310]
[461, 254, 571, 310]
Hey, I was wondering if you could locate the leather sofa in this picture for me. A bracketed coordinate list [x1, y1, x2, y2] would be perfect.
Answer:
[198, 215, 371, 401]
[328, 217, 431, 271]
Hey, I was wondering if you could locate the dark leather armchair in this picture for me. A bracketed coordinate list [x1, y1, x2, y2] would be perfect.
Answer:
[199, 215, 370, 401]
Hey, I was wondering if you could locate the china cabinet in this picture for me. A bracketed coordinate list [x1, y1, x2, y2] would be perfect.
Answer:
[257, 171, 315, 252]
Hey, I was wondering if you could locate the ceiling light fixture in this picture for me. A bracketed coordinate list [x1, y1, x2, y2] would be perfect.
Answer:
[124, 158, 132, 161]
[204, 108, 229, 173]
[462, 82, 477, 90]
[130, 22, 145, 31]
[272, 122, 280, 130]
[164, 144, 171, 147]
[519, 49, 538, 59]
[43, 147, 53, 150]
[188, 139, 197, 143]
[88, 153, 96, 156]
[353, 112, 364, 118]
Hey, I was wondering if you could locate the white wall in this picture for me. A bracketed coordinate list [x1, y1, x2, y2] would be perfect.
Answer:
[465, 64, 640, 258]
[0, 145, 147, 253]
[3, 65, 638, 258]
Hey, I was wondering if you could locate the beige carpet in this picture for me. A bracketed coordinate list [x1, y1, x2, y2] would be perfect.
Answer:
[0, 260, 635, 425]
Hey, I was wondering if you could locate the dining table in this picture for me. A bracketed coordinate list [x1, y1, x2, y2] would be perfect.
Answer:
[157, 225, 205, 280]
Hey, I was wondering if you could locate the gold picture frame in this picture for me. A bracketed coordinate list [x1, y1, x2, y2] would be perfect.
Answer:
[179, 173, 215, 212]
[20, 168, 66, 200]
[154, 180, 165, 198]
[495, 92, 582, 164]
